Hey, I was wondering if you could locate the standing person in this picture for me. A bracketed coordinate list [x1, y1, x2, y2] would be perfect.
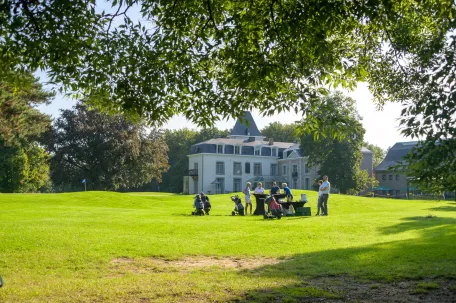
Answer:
[282, 183, 293, 202]
[320, 176, 331, 216]
[316, 180, 323, 216]
[270, 181, 280, 196]
[254, 182, 265, 194]
[243, 182, 252, 215]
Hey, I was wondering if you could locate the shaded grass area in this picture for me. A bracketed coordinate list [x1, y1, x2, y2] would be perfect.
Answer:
[0, 191, 456, 302]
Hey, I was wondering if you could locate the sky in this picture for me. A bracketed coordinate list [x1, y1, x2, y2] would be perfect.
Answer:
[36, 79, 409, 150]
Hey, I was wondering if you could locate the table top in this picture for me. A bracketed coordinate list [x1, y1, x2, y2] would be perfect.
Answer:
[253, 193, 287, 197]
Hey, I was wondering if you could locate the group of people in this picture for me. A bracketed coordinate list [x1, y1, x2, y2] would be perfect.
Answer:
[242, 181, 293, 215]
[193, 175, 331, 217]
[316, 175, 330, 216]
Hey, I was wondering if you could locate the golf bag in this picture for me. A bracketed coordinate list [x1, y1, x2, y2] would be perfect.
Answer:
[202, 195, 211, 215]
[230, 195, 245, 216]
[192, 195, 205, 216]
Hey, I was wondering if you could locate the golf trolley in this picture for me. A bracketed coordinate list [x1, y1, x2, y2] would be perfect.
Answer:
[230, 195, 245, 216]
[264, 196, 283, 219]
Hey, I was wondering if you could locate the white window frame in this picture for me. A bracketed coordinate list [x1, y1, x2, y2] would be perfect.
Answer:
[233, 162, 242, 175]
[271, 164, 277, 176]
[216, 161, 225, 175]
[253, 163, 262, 176]
[272, 148, 278, 157]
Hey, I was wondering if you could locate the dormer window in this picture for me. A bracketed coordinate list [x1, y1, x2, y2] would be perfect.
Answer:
[217, 145, 223, 154]
[254, 147, 260, 155]
[234, 146, 240, 154]
[272, 148, 277, 157]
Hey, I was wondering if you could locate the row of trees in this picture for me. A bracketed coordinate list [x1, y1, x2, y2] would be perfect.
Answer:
[0, 75, 169, 193]
[0, 75, 383, 194]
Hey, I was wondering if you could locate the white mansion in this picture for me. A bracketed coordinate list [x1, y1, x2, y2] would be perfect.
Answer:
[184, 112, 373, 195]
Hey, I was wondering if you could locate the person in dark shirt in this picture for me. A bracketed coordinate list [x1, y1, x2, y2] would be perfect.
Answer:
[270, 181, 281, 196]
[282, 183, 293, 202]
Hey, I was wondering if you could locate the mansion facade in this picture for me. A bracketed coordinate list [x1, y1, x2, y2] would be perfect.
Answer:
[184, 112, 373, 195]
[373, 141, 418, 197]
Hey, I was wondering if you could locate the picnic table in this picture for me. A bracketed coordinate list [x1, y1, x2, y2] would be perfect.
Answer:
[253, 193, 307, 215]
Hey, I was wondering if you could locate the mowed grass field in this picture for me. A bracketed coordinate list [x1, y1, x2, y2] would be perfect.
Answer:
[1, 191, 456, 302]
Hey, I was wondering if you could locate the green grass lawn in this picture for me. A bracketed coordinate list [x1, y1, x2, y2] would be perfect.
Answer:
[1, 191, 456, 302]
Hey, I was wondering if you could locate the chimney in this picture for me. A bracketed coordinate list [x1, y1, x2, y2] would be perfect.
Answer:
[269, 138, 274, 145]
[248, 137, 255, 142]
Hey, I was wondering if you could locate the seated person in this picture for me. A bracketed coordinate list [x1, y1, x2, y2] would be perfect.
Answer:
[254, 182, 265, 194]
[194, 194, 203, 209]
[270, 181, 280, 196]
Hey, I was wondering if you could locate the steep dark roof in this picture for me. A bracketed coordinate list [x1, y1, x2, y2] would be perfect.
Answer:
[375, 141, 419, 171]
[230, 111, 263, 137]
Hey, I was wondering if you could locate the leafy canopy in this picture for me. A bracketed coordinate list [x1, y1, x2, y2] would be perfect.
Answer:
[261, 122, 298, 144]
[46, 103, 169, 191]
[300, 92, 366, 193]
[1, 1, 454, 131]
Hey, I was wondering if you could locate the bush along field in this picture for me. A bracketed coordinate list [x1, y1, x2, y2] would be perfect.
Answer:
[0, 191, 456, 302]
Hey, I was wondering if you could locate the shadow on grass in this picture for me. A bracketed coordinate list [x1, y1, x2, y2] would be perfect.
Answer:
[229, 216, 456, 302]
[381, 216, 456, 235]
[430, 206, 456, 212]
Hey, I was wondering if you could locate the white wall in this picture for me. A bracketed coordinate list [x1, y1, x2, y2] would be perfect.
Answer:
[188, 153, 280, 194]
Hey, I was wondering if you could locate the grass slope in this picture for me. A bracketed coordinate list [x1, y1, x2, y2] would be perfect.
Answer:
[0, 191, 455, 302]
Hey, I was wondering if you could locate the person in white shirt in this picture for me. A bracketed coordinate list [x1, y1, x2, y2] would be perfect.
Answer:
[254, 182, 265, 194]
[243, 182, 252, 215]
[320, 175, 331, 216]
[316, 180, 323, 215]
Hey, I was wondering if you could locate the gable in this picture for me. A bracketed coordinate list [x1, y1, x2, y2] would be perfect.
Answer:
[288, 150, 299, 158]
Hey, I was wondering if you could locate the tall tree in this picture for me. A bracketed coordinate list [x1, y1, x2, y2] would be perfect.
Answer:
[261, 122, 299, 143]
[363, 142, 386, 169]
[299, 92, 365, 193]
[0, 73, 52, 192]
[47, 104, 169, 191]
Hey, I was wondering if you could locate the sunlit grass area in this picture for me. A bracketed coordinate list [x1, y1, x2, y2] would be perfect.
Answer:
[1, 191, 455, 302]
